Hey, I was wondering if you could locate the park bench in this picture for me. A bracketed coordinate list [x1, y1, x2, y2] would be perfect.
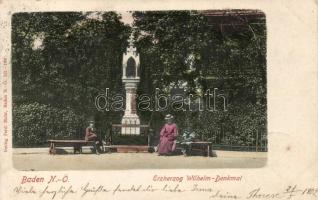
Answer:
[177, 141, 213, 157]
[47, 140, 95, 155]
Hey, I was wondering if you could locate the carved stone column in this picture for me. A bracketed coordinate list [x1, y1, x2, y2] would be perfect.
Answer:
[121, 35, 141, 135]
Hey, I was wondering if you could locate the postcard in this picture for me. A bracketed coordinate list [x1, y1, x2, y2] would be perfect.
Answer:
[0, 0, 317, 199]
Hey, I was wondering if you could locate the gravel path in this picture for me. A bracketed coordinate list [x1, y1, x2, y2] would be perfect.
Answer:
[13, 151, 267, 170]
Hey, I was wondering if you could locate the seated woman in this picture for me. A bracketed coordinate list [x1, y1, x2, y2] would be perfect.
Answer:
[85, 120, 102, 155]
[158, 114, 179, 156]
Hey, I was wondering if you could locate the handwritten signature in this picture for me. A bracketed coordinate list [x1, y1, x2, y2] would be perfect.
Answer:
[13, 184, 318, 199]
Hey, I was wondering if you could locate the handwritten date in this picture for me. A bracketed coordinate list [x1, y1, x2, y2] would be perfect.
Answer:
[13, 183, 318, 199]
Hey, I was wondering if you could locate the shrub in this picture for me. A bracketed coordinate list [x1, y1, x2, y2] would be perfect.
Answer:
[13, 102, 86, 147]
[178, 103, 267, 148]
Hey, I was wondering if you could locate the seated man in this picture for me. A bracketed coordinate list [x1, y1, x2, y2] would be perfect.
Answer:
[85, 120, 102, 155]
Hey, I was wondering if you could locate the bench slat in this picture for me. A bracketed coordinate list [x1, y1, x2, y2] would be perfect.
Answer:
[47, 140, 94, 143]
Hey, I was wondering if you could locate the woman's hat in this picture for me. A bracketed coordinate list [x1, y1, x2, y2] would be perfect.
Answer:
[165, 114, 174, 120]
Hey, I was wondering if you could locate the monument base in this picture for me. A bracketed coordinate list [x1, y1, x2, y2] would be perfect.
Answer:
[110, 135, 149, 145]
[121, 115, 140, 135]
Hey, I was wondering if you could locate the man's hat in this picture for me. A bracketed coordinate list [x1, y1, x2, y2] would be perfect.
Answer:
[165, 114, 174, 120]
[88, 120, 95, 124]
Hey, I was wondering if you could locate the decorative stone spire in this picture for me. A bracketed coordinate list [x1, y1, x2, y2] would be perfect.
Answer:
[121, 33, 141, 135]
[126, 34, 138, 56]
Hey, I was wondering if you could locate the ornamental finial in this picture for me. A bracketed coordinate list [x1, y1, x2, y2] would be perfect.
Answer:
[126, 34, 137, 54]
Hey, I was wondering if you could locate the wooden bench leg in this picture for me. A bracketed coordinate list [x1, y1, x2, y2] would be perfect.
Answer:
[73, 144, 82, 154]
[207, 145, 210, 157]
[50, 143, 56, 155]
[49, 142, 53, 154]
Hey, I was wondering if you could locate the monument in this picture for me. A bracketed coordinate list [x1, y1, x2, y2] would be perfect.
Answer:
[121, 35, 141, 135]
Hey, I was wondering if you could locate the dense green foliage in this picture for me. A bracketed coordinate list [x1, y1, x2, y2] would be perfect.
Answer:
[13, 102, 85, 146]
[12, 11, 267, 150]
[133, 11, 267, 150]
[12, 12, 130, 146]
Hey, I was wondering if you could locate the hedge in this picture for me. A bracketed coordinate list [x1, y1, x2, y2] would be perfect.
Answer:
[13, 102, 86, 147]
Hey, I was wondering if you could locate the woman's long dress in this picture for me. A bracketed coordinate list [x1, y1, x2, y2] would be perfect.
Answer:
[158, 123, 178, 154]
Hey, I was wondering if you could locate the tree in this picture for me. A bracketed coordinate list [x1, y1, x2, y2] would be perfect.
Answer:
[133, 10, 267, 149]
[12, 12, 131, 146]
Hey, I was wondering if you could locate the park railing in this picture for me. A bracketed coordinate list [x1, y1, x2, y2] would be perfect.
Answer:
[203, 128, 267, 152]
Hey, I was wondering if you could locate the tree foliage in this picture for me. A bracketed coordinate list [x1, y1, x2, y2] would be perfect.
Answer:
[13, 102, 85, 146]
[12, 12, 131, 146]
[133, 11, 267, 149]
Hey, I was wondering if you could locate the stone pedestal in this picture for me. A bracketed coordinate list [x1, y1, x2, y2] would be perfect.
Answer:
[121, 81, 140, 135]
